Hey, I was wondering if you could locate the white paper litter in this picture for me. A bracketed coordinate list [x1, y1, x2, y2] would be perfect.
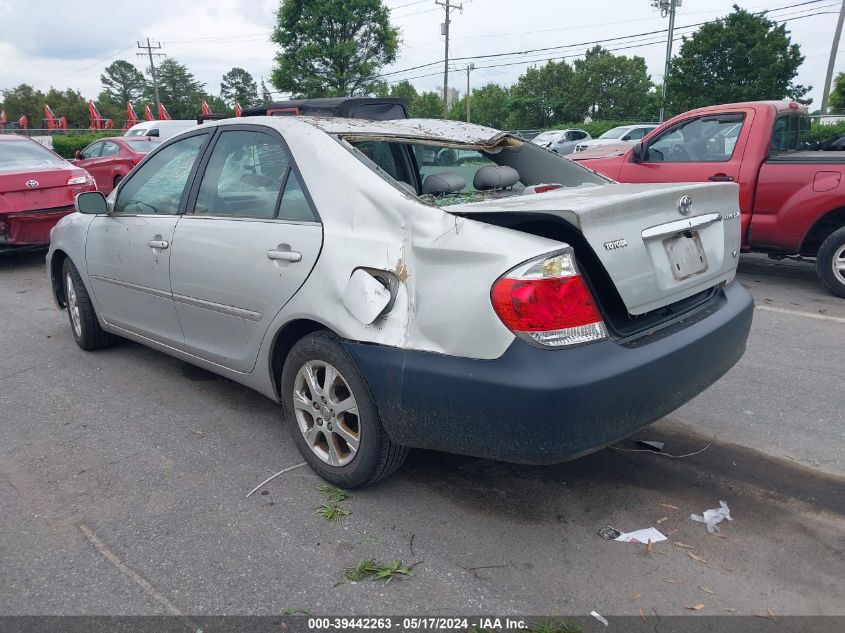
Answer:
[614, 527, 667, 543]
[590, 611, 609, 626]
[690, 501, 732, 533]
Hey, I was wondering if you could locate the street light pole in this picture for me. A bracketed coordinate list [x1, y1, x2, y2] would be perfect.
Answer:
[658, 0, 677, 123]
[436, 0, 462, 118]
[821, 0, 845, 114]
[466, 63, 474, 122]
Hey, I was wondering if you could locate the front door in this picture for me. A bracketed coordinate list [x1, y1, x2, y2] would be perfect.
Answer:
[169, 127, 323, 373]
[618, 112, 751, 234]
[85, 132, 210, 346]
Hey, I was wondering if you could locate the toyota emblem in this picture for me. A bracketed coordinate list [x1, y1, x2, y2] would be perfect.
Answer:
[678, 195, 693, 216]
[25, 179, 39, 189]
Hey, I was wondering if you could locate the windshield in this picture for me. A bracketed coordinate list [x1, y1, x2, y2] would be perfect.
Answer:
[533, 132, 558, 144]
[598, 126, 630, 140]
[123, 138, 164, 153]
[0, 140, 65, 171]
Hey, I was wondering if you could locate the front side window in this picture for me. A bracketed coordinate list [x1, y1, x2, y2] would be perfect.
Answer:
[114, 133, 208, 215]
[80, 142, 102, 159]
[194, 130, 290, 219]
[100, 141, 120, 157]
[646, 114, 745, 163]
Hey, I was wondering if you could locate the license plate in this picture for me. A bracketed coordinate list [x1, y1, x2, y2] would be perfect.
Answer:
[664, 232, 708, 280]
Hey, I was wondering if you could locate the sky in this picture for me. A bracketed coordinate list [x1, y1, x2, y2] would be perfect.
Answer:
[0, 0, 837, 110]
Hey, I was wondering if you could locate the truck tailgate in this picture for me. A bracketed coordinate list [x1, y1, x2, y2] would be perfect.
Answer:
[450, 181, 742, 315]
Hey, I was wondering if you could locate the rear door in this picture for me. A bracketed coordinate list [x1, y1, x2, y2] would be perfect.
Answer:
[169, 126, 323, 373]
[85, 131, 210, 345]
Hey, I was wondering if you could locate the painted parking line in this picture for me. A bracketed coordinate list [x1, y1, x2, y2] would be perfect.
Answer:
[755, 303, 845, 324]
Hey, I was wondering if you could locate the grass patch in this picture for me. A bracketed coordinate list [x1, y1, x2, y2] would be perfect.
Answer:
[282, 608, 312, 615]
[315, 502, 351, 522]
[527, 621, 582, 633]
[317, 485, 352, 503]
[343, 559, 414, 583]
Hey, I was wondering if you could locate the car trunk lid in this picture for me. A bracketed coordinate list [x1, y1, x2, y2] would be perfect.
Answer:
[449, 181, 741, 315]
[0, 164, 82, 213]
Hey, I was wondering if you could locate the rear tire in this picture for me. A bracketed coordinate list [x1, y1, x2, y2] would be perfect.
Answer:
[816, 227, 845, 298]
[62, 258, 116, 351]
[281, 331, 408, 488]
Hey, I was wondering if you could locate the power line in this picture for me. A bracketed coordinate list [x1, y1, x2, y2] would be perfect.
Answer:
[137, 38, 165, 112]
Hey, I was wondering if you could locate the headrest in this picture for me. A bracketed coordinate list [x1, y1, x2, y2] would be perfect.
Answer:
[421, 172, 466, 195]
[473, 165, 520, 190]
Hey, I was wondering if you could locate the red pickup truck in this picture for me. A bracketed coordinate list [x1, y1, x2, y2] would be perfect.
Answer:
[572, 101, 845, 297]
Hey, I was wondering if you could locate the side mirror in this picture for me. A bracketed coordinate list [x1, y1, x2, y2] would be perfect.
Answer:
[631, 142, 644, 163]
[75, 191, 108, 215]
[74, 150, 82, 159]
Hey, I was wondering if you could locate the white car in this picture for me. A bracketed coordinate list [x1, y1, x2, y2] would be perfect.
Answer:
[48, 116, 752, 487]
[574, 124, 658, 152]
[124, 119, 197, 139]
[531, 129, 591, 155]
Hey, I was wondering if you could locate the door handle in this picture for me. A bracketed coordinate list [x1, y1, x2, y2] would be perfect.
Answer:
[147, 240, 169, 249]
[708, 174, 735, 182]
[267, 249, 302, 263]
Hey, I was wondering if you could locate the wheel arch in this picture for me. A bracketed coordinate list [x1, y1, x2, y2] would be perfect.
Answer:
[50, 249, 69, 307]
[800, 206, 845, 256]
[268, 318, 332, 399]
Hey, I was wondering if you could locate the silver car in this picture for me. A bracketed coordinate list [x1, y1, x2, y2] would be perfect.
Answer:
[531, 129, 591, 155]
[574, 124, 658, 152]
[48, 116, 753, 487]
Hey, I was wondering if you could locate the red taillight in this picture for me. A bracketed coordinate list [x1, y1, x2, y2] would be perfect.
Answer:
[533, 184, 562, 194]
[491, 251, 607, 348]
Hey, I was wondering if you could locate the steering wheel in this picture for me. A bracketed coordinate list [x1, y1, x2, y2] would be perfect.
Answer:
[668, 143, 692, 161]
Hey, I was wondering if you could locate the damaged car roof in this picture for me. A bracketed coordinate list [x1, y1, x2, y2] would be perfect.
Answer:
[294, 116, 516, 145]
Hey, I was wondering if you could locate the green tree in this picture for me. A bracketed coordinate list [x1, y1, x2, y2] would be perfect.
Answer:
[503, 60, 579, 130]
[147, 58, 206, 119]
[260, 78, 273, 103]
[270, 0, 399, 97]
[220, 67, 259, 107]
[43, 88, 88, 128]
[468, 83, 511, 128]
[410, 91, 443, 118]
[570, 46, 653, 120]
[0, 84, 46, 124]
[828, 72, 845, 113]
[666, 5, 810, 114]
[389, 79, 418, 106]
[100, 60, 147, 106]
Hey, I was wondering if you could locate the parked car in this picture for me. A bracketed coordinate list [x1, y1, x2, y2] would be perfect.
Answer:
[48, 116, 752, 487]
[572, 100, 845, 297]
[0, 134, 95, 251]
[73, 136, 163, 194]
[124, 120, 197, 139]
[532, 128, 591, 155]
[574, 124, 658, 152]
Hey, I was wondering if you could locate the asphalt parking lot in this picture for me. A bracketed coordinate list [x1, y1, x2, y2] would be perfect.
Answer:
[1, 251, 843, 618]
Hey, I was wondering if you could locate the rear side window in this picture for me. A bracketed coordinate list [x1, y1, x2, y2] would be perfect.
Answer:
[770, 115, 810, 155]
[100, 141, 120, 157]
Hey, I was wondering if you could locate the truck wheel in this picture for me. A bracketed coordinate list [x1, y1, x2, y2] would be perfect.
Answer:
[816, 227, 845, 298]
[281, 331, 408, 488]
[62, 258, 116, 350]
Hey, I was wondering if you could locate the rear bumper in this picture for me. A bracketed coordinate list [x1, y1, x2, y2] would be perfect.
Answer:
[0, 207, 73, 248]
[344, 281, 753, 464]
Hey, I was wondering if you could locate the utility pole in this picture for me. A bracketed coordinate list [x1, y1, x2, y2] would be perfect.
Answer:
[821, 0, 845, 114]
[465, 63, 474, 122]
[652, 0, 680, 123]
[436, 0, 462, 118]
[137, 38, 165, 113]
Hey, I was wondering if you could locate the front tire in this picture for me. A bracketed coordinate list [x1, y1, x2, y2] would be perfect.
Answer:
[816, 227, 845, 298]
[281, 331, 408, 488]
[62, 258, 115, 350]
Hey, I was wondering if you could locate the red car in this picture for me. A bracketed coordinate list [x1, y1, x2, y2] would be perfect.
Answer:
[73, 136, 162, 194]
[573, 101, 845, 297]
[0, 135, 96, 251]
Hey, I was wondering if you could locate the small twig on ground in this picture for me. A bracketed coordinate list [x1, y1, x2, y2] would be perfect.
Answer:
[245, 462, 307, 498]
[610, 440, 714, 459]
